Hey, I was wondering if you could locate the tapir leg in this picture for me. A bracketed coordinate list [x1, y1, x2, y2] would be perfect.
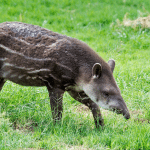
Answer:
[46, 84, 64, 123]
[68, 90, 104, 128]
[0, 78, 5, 91]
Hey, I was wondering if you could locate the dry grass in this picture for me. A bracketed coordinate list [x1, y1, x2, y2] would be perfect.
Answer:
[113, 13, 150, 29]
[19, 149, 42, 150]
[67, 145, 93, 150]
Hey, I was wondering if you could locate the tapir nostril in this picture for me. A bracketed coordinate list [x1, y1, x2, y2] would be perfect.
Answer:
[122, 109, 130, 119]
[124, 112, 130, 119]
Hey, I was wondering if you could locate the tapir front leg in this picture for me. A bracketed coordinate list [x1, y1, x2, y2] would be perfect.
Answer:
[46, 84, 64, 123]
[68, 90, 104, 128]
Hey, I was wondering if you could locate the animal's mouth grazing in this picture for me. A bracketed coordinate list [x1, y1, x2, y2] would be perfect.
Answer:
[123, 111, 130, 119]
[110, 107, 130, 119]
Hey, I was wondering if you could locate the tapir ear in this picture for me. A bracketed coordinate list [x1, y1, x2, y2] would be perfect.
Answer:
[92, 63, 102, 79]
[108, 59, 115, 72]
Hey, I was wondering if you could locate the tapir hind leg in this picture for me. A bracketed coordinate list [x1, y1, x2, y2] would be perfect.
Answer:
[45, 83, 64, 123]
[68, 90, 104, 128]
[0, 78, 6, 91]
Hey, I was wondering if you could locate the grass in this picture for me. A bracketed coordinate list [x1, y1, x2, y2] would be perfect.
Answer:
[0, 0, 150, 149]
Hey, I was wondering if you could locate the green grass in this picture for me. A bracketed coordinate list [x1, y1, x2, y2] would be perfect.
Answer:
[0, 0, 150, 149]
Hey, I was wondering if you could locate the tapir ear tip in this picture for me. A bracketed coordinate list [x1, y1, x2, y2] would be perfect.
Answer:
[109, 59, 115, 63]
[92, 63, 102, 78]
[108, 59, 115, 72]
[94, 63, 102, 67]
[93, 63, 102, 71]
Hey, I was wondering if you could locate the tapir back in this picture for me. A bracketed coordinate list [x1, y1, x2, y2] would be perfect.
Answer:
[0, 22, 83, 88]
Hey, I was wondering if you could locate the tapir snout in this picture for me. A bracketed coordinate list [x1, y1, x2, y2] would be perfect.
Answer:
[109, 97, 130, 119]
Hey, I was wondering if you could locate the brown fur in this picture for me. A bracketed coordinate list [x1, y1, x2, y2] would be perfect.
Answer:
[0, 22, 130, 128]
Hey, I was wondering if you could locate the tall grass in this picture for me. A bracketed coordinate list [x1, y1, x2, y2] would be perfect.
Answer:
[0, 0, 150, 149]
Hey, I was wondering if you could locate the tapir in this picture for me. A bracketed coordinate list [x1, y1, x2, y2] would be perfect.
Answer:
[0, 22, 130, 128]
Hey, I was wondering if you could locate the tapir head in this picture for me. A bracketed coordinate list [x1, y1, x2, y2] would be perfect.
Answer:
[83, 59, 130, 119]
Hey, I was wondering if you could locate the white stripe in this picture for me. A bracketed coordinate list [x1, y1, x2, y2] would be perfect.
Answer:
[0, 44, 75, 74]
[3, 70, 12, 78]
[55, 62, 74, 73]
[26, 76, 31, 79]
[47, 42, 56, 48]
[61, 75, 72, 80]
[44, 75, 49, 78]
[18, 74, 26, 79]
[0, 44, 53, 61]
[10, 74, 17, 78]
[1, 32, 32, 46]
[0, 58, 8, 61]
[2, 63, 34, 71]
[28, 69, 51, 74]
[38, 76, 53, 88]
[32, 77, 37, 79]
[49, 73, 61, 82]
[13, 37, 31, 46]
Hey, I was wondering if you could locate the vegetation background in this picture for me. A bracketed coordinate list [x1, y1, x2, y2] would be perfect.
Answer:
[0, 0, 150, 149]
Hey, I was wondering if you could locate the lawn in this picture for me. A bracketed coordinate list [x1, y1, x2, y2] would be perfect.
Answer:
[0, 0, 150, 149]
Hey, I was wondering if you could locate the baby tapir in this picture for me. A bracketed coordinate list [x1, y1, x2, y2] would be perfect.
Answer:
[0, 22, 130, 128]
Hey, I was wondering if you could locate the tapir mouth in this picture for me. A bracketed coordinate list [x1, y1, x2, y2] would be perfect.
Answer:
[111, 107, 130, 119]
[109, 99, 130, 119]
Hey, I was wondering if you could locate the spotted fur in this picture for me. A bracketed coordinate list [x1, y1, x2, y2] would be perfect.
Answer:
[0, 22, 130, 128]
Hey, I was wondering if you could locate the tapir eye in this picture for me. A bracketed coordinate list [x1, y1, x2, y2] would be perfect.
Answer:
[103, 91, 109, 97]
